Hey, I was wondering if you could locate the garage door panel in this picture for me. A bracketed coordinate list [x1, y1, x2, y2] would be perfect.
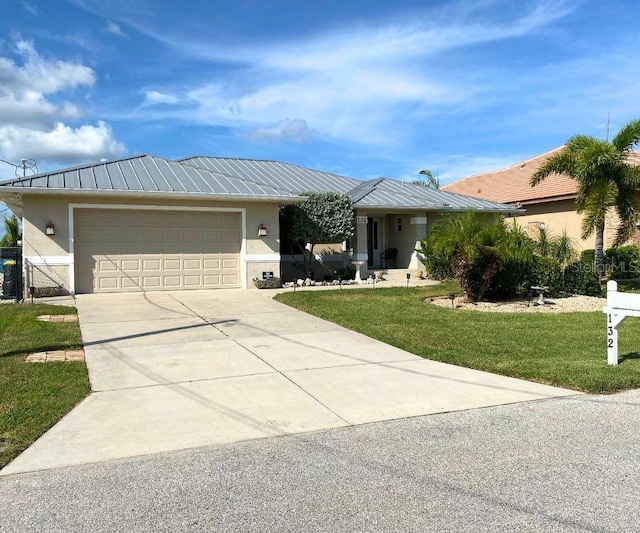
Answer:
[121, 277, 141, 288]
[222, 274, 239, 285]
[142, 277, 161, 288]
[183, 259, 201, 270]
[97, 259, 118, 271]
[163, 276, 181, 287]
[121, 259, 141, 271]
[98, 278, 119, 290]
[222, 258, 239, 269]
[75, 209, 242, 293]
[184, 275, 202, 286]
[142, 259, 161, 271]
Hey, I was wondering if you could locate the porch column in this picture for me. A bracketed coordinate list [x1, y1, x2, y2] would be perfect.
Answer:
[353, 213, 369, 281]
[409, 216, 428, 270]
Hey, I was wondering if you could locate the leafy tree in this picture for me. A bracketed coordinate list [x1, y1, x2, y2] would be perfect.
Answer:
[280, 191, 354, 277]
[1, 215, 21, 247]
[414, 169, 440, 189]
[531, 118, 640, 274]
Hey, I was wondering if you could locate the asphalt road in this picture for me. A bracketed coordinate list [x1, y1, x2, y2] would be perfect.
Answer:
[1, 390, 638, 532]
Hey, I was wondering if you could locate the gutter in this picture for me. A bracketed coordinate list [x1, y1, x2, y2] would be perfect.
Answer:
[0, 187, 306, 204]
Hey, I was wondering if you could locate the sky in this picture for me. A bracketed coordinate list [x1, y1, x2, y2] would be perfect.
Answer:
[0, 0, 639, 200]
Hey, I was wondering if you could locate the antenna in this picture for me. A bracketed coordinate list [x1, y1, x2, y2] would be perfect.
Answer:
[606, 103, 611, 141]
[0, 157, 38, 179]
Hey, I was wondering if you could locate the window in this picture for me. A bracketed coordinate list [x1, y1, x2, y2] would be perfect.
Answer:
[396, 217, 402, 232]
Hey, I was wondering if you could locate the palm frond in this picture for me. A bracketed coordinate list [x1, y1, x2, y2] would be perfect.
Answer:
[530, 148, 574, 186]
[612, 118, 640, 153]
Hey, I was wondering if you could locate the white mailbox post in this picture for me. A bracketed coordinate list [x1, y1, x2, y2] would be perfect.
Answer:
[603, 280, 640, 365]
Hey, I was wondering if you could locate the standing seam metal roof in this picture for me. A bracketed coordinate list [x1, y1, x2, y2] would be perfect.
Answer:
[0, 153, 516, 212]
[349, 179, 515, 211]
[0, 155, 300, 199]
[178, 156, 360, 194]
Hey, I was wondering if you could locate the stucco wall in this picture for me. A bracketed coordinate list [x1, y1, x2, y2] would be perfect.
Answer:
[507, 199, 596, 252]
[384, 213, 427, 269]
[21, 193, 282, 293]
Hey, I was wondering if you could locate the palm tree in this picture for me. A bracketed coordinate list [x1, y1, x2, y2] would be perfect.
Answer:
[1, 215, 21, 247]
[534, 226, 578, 267]
[531, 119, 640, 274]
[414, 169, 440, 189]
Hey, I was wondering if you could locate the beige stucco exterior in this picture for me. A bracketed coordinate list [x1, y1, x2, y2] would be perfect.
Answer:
[19, 193, 282, 294]
[505, 199, 596, 252]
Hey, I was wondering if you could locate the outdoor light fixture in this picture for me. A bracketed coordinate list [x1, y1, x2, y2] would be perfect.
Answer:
[449, 292, 456, 307]
[257, 224, 267, 237]
[45, 221, 55, 235]
[406, 272, 411, 288]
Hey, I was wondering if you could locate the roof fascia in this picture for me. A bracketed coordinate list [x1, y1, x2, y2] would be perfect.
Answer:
[0, 187, 306, 204]
[352, 205, 522, 214]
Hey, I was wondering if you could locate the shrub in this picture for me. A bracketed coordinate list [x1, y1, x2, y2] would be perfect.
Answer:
[580, 249, 595, 265]
[462, 245, 503, 302]
[604, 245, 640, 279]
[417, 242, 454, 280]
[334, 264, 356, 280]
[484, 257, 530, 301]
[526, 256, 564, 295]
[563, 261, 603, 296]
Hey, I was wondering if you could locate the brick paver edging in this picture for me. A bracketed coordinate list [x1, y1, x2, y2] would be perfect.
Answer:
[26, 350, 85, 363]
[36, 315, 79, 323]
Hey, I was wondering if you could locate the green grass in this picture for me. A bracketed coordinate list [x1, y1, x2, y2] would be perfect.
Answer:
[613, 279, 640, 293]
[0, 304, 90, 469]
[275, 281, 640, 394]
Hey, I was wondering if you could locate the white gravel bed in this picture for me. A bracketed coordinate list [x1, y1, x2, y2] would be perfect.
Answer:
[428, 293, 607, 313]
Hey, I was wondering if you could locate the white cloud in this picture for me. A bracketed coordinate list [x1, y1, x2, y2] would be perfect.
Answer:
[0, 39, 126, 165]
[251, 119, 313, 143]
[142, 90, 180, 106]
[128, 1, 574, 147]
[0, 121, 126, 164]
[22, 1, 37, 15]
[106, 20, 126, 37]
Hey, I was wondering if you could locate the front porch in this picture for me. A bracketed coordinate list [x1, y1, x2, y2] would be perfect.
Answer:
[350, 212, 429, 275]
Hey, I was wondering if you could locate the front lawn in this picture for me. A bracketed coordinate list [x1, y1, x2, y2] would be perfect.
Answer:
[614, 279, 640, 293]
[0, 304, 90, 469]
[275, 282, 640, 394]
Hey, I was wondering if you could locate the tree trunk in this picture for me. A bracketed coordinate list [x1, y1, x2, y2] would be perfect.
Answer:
[594, 222, 605, 279]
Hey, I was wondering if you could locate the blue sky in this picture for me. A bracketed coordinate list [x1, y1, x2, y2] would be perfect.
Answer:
[0, 0, 639, 191]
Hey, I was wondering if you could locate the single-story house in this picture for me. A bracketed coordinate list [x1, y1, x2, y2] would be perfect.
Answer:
[443, 147, 640, 252]
[0, 154, 516, 295]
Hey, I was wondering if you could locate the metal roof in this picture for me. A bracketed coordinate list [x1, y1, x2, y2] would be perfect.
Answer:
[349, 178, 516, 212]
[0, 153, 516, 212]
[179, 156, 360, 194]
[0, 155, 300, 200]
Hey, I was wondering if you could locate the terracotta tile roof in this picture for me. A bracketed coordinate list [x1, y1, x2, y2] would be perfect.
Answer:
[442, 147, 575, 204]
[443, 147, 640, 205]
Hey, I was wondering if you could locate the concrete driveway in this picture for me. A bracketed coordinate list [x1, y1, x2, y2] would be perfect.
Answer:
[2, 289, 578, 475]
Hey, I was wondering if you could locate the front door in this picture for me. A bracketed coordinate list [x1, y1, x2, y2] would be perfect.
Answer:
[367, 217, 383, 267]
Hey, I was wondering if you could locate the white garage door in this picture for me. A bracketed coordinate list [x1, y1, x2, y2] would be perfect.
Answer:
[74, 209, 242, 293]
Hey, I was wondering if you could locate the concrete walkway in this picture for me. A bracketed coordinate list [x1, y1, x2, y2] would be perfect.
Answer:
[1, 289, 579, 475]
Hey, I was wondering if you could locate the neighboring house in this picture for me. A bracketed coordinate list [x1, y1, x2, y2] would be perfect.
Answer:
[0, 154, 515, 295]
[443, 147, 640, 252]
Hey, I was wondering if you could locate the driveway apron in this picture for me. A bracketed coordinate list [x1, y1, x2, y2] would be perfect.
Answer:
[1, 290, 579, 475]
